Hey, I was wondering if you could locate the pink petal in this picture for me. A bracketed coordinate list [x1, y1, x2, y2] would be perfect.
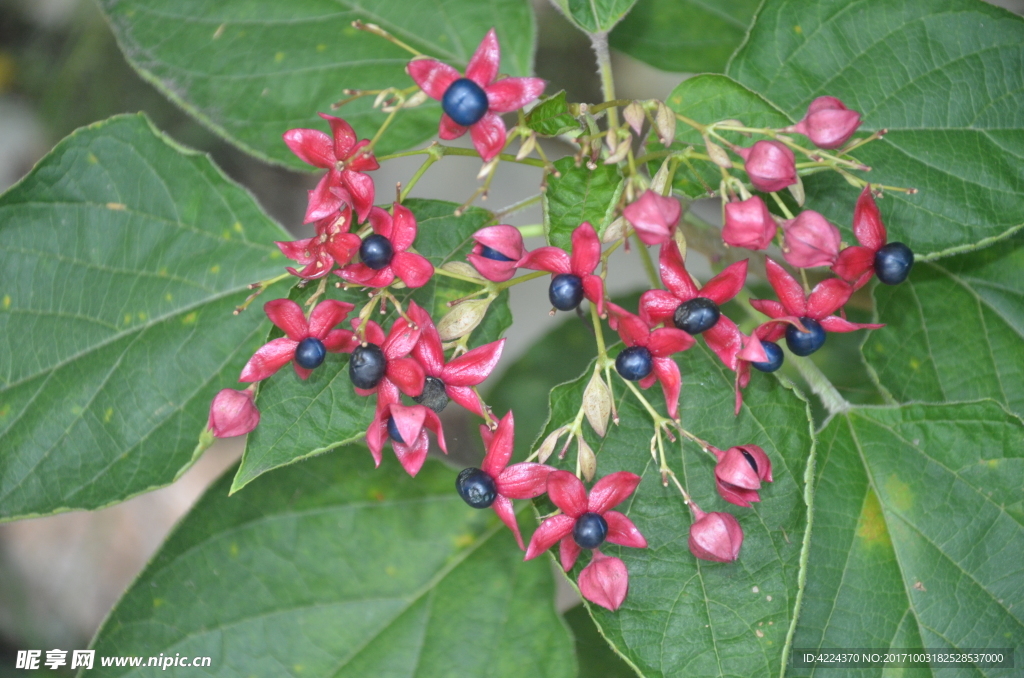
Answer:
[465, 28, 500, 86]
[443, 339, 504, 386]
[341, 170, 375, 224]
[704, 316, 742, 368]
[365, 410, 386, 460]
[337, 262, 394, 288]
[658, 242, 699, 301]
[439, 113, 468, 140]
[749, 298, 787, 319]
[638, 372, 657, 390]
[423, 407, 447, 453]
[578, 553, 629, 611]
[389, 203, 419, 252]
[393, 432, 430, 477]
[239, 337, 298, 382]
[208, 388, 260, 438]
[481, 410, 515, 478]
[324, 233, 361, 268]
[647, 327, 694, 357]
[470, 111, 507, 162]
[582, 275, 605, 316]
[700, 260, 748, 304]
[764, 258, 808, 316]
[853, 186, 886, 250]
[389, 403, 427, 447]
[386, 357, 426, 397]
[653, 356, 682, 420]
[806, 278, 853, 319]
[305, 171, 349, 224]
[318, 113, 357, 159]
[716, 481, 760, 508]
[345, 140, 380, 172]
[518, 247, 571, 274]
[382, 316, 421, 359]
[467, 253, 518, 282]
[614, 311, 651, 348]
[496, 462, 555, 500]
[307, 299, 354, 340]
[375, 378, 401, 409]
[358, 319, 386, 347]
[560, 537, 582, 572]
[832, 245, 876, 283]
[604, 511, 647, 548]
[623, 190, 680, 246]
[486, 77, 546, 113]
[524, 514, 575, 560]
[282, 128, 335, 168]
[276, 237, 317, 265]
[639, 289, 682, 326]
[473, 224, 525, 260]
[263, 299, 309, 341]
[570, 223, 601, 275]
[392, 252, 435, 289]
[819, 316, 884, 332]
[446, 385, 486, 418]
[322, 329, 359, 353]
[409, 306, 445, 376]
[588, 471, 641, 514]
[737, 332, 769, 364]
[547, 470, 589, 518]
[492, 495, 525, 550]
[406, 58, 461, 100]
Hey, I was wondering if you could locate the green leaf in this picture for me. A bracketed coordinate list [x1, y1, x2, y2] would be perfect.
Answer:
[727, 0, 1024, 258]
[610, 0, 759, 74]
[564, 605, 636, 678]
[793, 402, 1024, 671]
[0, 114, 288, 521]
[525, 91, 581, 137]
[232, 199, 511, 493]
[536, 344, 815, 678]
[550, 0, 639, 34]
[87, 452, 576, 678]
[98, 0, 536, 166]
[544, 156, 624, 250]
[865, 234, 1024, 419]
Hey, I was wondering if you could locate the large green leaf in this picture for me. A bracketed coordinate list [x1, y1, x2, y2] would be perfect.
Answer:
[544, 156, 624, 250]
[233, 199, 511, 493]
[98, 0, 536, 166]
[0, 114, 288, 521]
[536, 344, 815, 678]
[610, 0, 759, 74]
[727, 0, 1024, 258]
[550, 0, 639, 34]
[865, 235, 1024, 419]
[793, 402, 1024, 676]
[87, 452, 576, 678]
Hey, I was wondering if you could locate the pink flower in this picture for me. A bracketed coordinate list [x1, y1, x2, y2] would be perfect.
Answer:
[207, 387, 260, 438]
[408, 303, 505, 418]
[578, 551, 630, 611]
[525, 470, 647, 575]
[723, 196, 777, 250]
[518, 222, 605, 315]
[467, 225, 525, 282]
[734, 140, 797, 193]
[688, 504, 743, 563]
[639, 243, 748, 371]
[406, 29, 545, 162]
[832, 186, 909, 289]
[350, 311, 426, 408]
[730, 321, 788, 414]
[607, 304, 694, 420]
[337, 204, 434, 288]
[712, 445, 773, 507]
[283, 114, 379, 224]
[750, 258, 883, 334]
[781, 210, 842, 268]
[366, 402, 446, 477]
[275, 206, 362, 279]
[239, 299, 357, 382]
[622, 190, 681, 246]
[786, 96, 861, 150]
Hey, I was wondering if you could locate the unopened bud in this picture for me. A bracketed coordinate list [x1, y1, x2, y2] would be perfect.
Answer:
[654, 101, 676, 145]
[207, 387, 260, 438]
[703, 135, 732, 168]
[516, 133, 537, 161]
[477, 157, 499, 180]
[650, 158, 673, 194]
[583, 372, 612, 437]
[403, 90, 429, 108]
[437, 297, 491, 341]
[787, 96, 862, 149]
[602, 216, 626, 243]
[622, 189, 681, 246]
[688, 504, 743, 563]
[734, 140, 797, 193]
[623, 102, 645, 135]
[781, 210, 841, 268]
[577, 435, 597, 482]
[536, 427, 567, 464]
[604, 136, 632, 165]
[723, 196, 777, 250]
[441, 260, 485, 281]
[788, 173, 806, 206]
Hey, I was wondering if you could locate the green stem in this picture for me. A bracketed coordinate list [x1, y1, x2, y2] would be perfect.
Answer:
[493, 269, 548, 291]
[492, 193, 543, 222]
[516, 224, 544, 238]
[432, 266, 485, 285]
[587, 99, 631, 116]
[399, 153, 438, 201]
[376, 145, 547, 168]
[590, 32, 619, 134]
[791, 355, 851, 415]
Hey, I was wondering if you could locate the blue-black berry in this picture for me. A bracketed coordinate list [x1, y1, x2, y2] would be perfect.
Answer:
[387, 416, 404, 444]
[673, 297, 720, 335]
[740, 448, 759, 474]
[615, 346, 653, 381]
[413, 376, 450, 413]
[349, 343, 386, 389]
[479, 245, 514, 262]
[294, 337, 327, 370]
[785, 317, 826, 356]
[456, 467, 497, 508]
[360, 234, 394, 270]
[573, 512, 608, 549]
[549, 273, 585, 311]
[750, 340, 784, 373]
[442, 78, 490, 127]
[874, 242, 913, 285]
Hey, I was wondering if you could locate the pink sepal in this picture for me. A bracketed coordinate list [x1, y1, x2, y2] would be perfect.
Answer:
[623, 190, 681, 246]
[547, 470, 588, 518]
[588, 471, 642, 514]
[208, 388, 260, 438]
[492, 495, 524, 550]
[524, 514, 575, 560]
[406, 58, 461, 100]
[487, 77, 547, 113]
[496, 463, 555, 500]
[239, 337, 297, 382]
[578, 552, 629, 611]
[470, 112, 507, 162]
[604, 511, 647, 548]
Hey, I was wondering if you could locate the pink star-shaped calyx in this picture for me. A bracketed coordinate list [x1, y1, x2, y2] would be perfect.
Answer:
[275, 206, 362, 280]
[366, 402, 447, 477]
[518, 222, 606, 315]
[337, 204, 435, 289]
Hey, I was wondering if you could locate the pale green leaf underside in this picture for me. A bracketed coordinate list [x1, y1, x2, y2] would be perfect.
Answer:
[793, 402, 1024, 678]
[87, 453, 575, 678]
[727, 0, 1024, 259]
[98, 0, 536, 166]
[0, 114, 288, 521]
[552, 0, 639, 34]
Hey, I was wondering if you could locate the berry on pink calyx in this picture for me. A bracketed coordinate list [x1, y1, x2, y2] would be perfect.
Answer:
[456, 467, 498, 508]
[349, 344, 387, 389]
[615, 346, 653, 381]
[673, 297, 720, 335]
[359, 234, 394, 270]
[874, 242, 914, 285]
[750, 340, 784, 372]
[785, 317, 826, 356]
[442, 78, 489, 126]
[549, 273, 584, 311]
[294, 337, 327, 369]
[573, 512, 609, 549]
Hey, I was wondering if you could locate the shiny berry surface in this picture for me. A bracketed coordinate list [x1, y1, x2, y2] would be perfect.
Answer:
[294, 337, 327, 370]
[360, 234, 394, 270]
[456, 467, 497, 508]
[386, 416, 404, 444]
[785, 317, 826, 356]
[479, 245, 514, 262]
[874, 242, 914, 285]
[442, 78, 489, 126]
[413, 376, 450, 413]
[673, 297, 721, 335]
[615, 346, 653, 381]
[751, 340, 784, 373]
[349, 344, 386, 389]
[573, 512, 608, 549]
[740, 448, 759, 474]
[549, 274, 584, 311]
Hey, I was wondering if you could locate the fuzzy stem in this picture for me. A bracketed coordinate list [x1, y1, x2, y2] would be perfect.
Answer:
[590, 32, 619, 134]
[791, 355, 851, 415]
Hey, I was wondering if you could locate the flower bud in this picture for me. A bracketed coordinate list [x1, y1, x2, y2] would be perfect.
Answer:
[437, 297, 490, 341]
[623, 101, 645, 135]
[535, 427, 567, 464]
[583, 372, 612, 437]
[578, 551, 629, 611]
[735, 140, 797, 193]
[782, 210, 841, 268]
[712, 445, 773, 507]
[788, 96, 861, 150]
[207, 387, 260, 438]
[467, 225, 525, 282]
[622, 190, 681, 246]
[722, 196, 777, 250]
[577, 435, 597, 482]
[688, 505, 743, 563]
[654, 101, 676, 145]
[703, 135, 732, 169]
[440, 260, 485, 282]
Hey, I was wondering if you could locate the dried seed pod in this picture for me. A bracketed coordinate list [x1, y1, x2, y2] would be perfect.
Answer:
[437, 297, 491, 341]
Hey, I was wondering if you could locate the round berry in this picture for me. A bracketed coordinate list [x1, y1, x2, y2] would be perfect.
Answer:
[442, 78, 489, 127]
[456, 467, 497, 508]
[349, 343, 386, 389]
[360, 234, 394, 270]
[386, 416, 404, 444]
[479, 245, 514, 262]
[673, 297, 721, 335]
[413, 376, 449, 413]
[549, 274, 584, 311]
[294, 337, 327, 370]
[615, 346, 653, 381]
[785, 317, 826, 356]
[874, 242, 914, 285]
[750, 340, 784, 373]
[573, 512, 608, 549]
